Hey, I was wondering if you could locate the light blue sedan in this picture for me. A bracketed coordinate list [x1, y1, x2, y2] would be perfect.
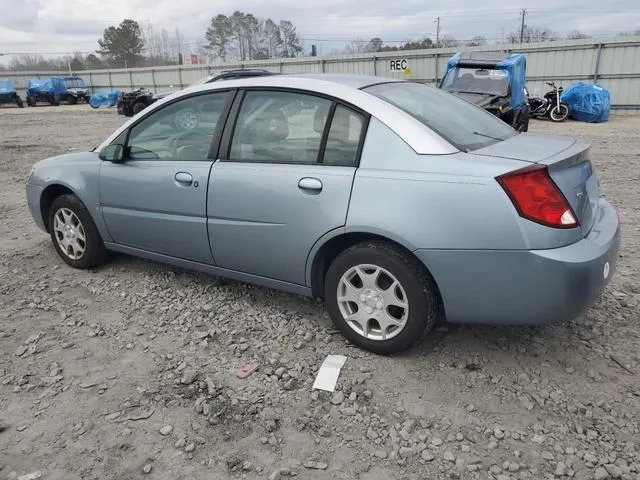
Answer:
[26, 73, 621, 354]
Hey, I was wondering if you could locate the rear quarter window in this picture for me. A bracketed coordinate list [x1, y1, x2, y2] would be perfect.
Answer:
[363, 81, 517, 152]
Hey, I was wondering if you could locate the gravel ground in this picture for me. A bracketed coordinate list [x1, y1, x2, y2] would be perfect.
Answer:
[1, 105, 639, 480]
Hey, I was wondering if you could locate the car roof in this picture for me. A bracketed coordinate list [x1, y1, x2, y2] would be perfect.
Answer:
[207, 72, 395, 89]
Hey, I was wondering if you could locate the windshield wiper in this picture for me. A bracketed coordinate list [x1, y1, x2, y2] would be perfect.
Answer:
[472, 131, 503, 141]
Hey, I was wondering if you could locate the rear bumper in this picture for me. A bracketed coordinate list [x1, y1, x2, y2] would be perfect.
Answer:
[414, 198, 620, 325]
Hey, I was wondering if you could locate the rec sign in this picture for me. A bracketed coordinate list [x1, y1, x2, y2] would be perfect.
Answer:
[389, 59, 408, 71]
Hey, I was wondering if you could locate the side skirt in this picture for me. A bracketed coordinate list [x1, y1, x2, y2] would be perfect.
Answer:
[104, 242, 313, 298]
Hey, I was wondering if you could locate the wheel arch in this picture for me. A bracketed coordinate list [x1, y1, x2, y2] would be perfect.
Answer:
[307, 229, 445, 314]
[39, 183, 81, 232]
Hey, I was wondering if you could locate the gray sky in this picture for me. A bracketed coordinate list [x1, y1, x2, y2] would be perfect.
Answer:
[0, 0, 638, 61]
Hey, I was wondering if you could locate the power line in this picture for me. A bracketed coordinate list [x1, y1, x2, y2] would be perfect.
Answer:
[520, 8, 527, 44]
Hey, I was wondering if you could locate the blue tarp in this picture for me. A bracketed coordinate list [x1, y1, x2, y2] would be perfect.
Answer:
[27, 77, 66, 97]
[560, 82, 611, 123]
[89, 90, 122, 108]
[0, 80, 16, 94]
[444, 52, 527, 112]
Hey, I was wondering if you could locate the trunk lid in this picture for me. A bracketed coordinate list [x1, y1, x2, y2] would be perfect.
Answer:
[473, 132, 600, 237]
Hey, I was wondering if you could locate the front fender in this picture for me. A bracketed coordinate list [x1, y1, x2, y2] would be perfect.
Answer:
[29, 153, 113, 242]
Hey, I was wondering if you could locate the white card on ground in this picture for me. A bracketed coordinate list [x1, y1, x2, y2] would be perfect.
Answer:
[312, 354, 347, 392]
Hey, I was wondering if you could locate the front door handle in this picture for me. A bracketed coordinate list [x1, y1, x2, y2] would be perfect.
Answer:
[298, 177, 323, 193]
[174, 172, 193, 186]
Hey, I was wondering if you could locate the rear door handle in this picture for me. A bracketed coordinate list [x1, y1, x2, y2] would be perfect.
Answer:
[298, 177, 323, 192]
[174, 172, 193, 186]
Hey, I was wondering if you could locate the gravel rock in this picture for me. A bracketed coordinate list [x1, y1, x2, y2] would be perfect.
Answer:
[604, 464, 622, 479]
[303, 461, 328, 470]
[181, 369, 198, 385]
[443, 451, 456, 462]
[555, 462, 567, 476]
[399, 447, 416, 458]
[594, 467, 610, 480]
[421, 450, 435, 462]
[159, 425, 173, 436]
[330, 392, 344, 405]
[142, 464, 152, 474]
[268, 471, 281, 480]
[431, 437, 443, 446]
[532, 434, 546, 444]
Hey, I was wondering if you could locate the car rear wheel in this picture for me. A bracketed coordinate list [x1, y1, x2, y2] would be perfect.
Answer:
[48, 194, 109, 269]
[324, 241, 439, 355]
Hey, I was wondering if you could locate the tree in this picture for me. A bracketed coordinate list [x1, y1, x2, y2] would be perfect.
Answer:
[204, 12, 300, 61]
[97, 19, 145, 68]
[205, 14, 233, 61]
[367, 37, 384, 52]
[279, 20, 302, 58]
[388, 37, 434, 51]
[567, 30, 590, 39]
[264, 19, 283, 58]
[616, 28, 640, 36]
[85, 54, 103, 69]
[438, 34, 459, 48]
[69, 57, 84, 71]
[507, 25, 557, 43]
[343, 38, 371, 54]
[466, 35, 487, 46]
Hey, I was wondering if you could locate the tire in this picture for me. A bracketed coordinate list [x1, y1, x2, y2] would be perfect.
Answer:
[324, 241, 439, 355]
[51, 95, 61, 106]
[550, 104, 569, 122]
[27, 96, 36, 107]
[132, 101, 147, 115]
[16, 97, 24, 108]
[47, 194, 109, 269]
[68, 95, 78, 105]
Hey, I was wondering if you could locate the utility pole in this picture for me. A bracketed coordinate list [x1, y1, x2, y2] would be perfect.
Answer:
[519, 9, 527, 44]
[435, 16, 441, 48]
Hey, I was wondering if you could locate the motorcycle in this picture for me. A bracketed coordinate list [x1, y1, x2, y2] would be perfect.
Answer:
[527, 81, 570, 122]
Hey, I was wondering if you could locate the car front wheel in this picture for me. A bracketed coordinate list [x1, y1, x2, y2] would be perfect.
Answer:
[48, 194, 109, 269]
[324, 241, 439, 355]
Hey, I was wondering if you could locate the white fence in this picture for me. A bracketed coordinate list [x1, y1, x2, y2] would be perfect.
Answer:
[3, 35, 640, 114]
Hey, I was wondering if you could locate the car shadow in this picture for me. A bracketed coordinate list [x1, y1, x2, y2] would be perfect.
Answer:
[97, 252, 606, 364]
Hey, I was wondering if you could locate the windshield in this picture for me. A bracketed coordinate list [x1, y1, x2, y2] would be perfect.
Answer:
[363, 81, 517, 151]
[442, 67, 509, 96]
[64, 77, 86, 88]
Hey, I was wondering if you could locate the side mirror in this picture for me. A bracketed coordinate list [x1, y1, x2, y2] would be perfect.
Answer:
[99, 144, 125, 163]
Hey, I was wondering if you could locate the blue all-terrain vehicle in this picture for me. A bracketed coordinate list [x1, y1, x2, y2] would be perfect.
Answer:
[26, 77, 66, 107]
[0, 79, 24, 108]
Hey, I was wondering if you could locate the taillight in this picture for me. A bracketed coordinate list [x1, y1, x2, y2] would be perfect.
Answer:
[496, 164, 579, 229]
